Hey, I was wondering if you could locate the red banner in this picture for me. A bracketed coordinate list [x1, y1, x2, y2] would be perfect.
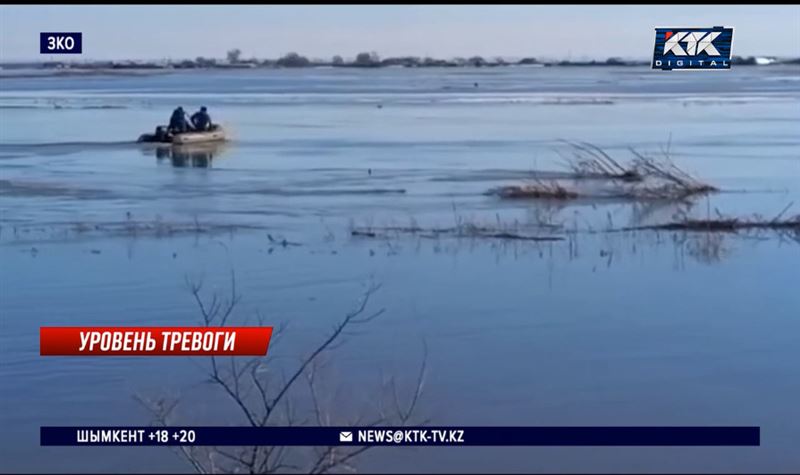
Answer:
[40, 327, 273, 356]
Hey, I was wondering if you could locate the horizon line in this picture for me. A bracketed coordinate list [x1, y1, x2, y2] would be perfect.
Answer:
[2, 53, 794, 65]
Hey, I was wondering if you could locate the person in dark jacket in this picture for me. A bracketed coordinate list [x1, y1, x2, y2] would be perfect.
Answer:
[169, 106, 191, 134]
[191, 106, 212, 131]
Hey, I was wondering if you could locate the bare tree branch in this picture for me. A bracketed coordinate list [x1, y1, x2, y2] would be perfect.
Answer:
[138, 278, 427, 474]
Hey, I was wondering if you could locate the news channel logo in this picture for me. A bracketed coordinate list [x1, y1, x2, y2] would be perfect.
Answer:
[652, 26, 733, 71]
[39, 32, 82, 54]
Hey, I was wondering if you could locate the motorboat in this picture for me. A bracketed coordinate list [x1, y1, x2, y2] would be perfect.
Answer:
[137, 124, 226, 144]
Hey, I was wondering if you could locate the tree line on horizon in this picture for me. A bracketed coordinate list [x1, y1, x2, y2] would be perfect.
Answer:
[31, 49, 799, 70]
[201, 49, 574, 68]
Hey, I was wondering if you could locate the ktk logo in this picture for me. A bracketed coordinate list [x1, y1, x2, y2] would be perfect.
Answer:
[663, 31, 721, 56]
[652, 26, 733, 71]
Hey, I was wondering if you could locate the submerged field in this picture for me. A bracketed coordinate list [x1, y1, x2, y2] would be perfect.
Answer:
[1, 66, 799, 473]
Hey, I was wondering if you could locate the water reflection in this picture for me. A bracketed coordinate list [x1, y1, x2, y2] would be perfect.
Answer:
[147, 142, 229, 168]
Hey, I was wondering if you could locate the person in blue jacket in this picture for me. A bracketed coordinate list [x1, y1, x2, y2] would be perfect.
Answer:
[191, 106, 213, 131]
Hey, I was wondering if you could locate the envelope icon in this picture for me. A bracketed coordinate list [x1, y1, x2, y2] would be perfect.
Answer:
[339, 431, 353, 442]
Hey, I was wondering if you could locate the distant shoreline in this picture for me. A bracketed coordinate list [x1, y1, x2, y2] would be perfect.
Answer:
[3, 63, 798, 80]
[3, 52, 798, 77]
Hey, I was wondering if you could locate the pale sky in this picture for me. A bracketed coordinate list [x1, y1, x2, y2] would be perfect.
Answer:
[1, 5, 798, 62]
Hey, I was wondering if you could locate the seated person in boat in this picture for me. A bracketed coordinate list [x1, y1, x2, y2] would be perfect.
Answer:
[169, 106, 192, 134]
[191, 106, 213, 131]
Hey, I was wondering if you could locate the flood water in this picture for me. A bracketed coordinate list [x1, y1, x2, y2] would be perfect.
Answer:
[1, 66, 799, 473]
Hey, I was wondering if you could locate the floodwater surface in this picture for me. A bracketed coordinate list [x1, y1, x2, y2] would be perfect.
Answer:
[1, 66, 799, 473]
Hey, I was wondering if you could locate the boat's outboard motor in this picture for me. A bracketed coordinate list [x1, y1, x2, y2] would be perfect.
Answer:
[137, 126, 171, 143]
[154, 126, 169, 141]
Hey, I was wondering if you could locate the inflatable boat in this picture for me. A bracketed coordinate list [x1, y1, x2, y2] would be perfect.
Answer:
[137, 124, 226, 144]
